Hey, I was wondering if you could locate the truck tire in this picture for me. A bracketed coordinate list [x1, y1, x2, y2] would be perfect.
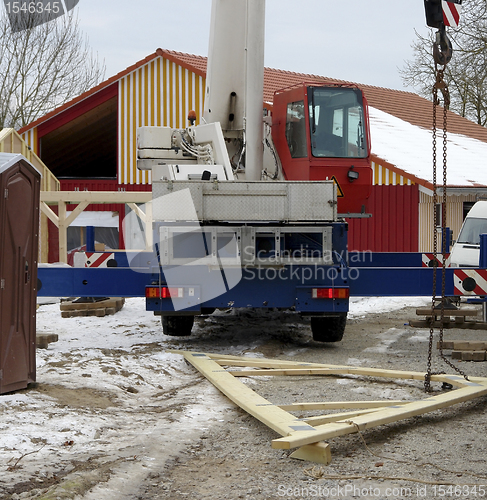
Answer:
[161, 315, 195, 337]
[310, 314, 347, 342]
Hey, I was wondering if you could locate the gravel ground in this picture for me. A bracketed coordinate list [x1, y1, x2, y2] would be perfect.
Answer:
[1, 299, 487, 500]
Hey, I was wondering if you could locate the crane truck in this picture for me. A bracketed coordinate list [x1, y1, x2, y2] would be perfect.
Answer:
[37, 0, 477, 344]
[133, 0, 374, 341]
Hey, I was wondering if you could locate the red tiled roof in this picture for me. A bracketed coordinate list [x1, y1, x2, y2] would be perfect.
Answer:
[18, 49, 487, 144]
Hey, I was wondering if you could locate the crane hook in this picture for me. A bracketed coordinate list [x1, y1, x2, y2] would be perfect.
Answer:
[433, 26, 453, 66]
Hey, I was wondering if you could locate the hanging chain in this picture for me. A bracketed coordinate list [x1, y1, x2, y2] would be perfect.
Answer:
[425, 65, 469, 392]
[425, 70, 439, 393]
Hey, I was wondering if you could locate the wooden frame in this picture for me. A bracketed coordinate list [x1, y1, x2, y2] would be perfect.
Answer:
[172, 350, 487, 464]
[40, 191, 152, 263]
[0, 128, 60, 263]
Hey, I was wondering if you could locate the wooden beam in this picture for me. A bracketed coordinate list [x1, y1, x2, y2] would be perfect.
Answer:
[58, 201, 68, 264]
[40, 202, 59, 226]
[271, 383, 487, 450]
[175, 352, 311, 437]
[278, 401, 408, 411]
[65, 201, 90, 227]
[211, 358, 317, 369]
[41, 191, 152, 204]
[127, 202, 153, 250]
[301, 408, 391, 426]
[416, 307, 478, 317]
[229, 368, 340, 377]
[440, 341, 487, 350]
[290, 442, 331, 465]
[203, 352, 472, 388]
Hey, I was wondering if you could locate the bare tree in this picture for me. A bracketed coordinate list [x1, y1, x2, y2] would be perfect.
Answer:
[0, 7, 105, 129]
[401, 0, 487, 126]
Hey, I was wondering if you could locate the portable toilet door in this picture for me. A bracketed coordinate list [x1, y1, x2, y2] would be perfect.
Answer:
[0, 153, 40, 394]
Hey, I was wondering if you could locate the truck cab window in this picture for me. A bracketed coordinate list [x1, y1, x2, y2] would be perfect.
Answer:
[285, 101, 307, 158]
[309, 88, 367, 159]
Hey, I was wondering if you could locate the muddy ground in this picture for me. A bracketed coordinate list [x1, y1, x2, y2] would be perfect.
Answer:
[1, 300, 487, 500]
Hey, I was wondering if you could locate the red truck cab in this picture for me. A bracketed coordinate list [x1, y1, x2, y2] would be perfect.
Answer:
[272, 83, 372, 214]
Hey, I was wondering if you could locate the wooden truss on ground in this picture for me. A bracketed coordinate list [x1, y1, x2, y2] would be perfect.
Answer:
[172, 350, 487, 464]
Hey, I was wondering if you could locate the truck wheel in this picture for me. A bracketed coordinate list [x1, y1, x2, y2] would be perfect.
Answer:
[161, 316, 195, 337]
[310, 314, 347, 342]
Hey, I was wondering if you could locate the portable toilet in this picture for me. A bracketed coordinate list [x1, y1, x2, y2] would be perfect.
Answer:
[0, 153, 40, 394]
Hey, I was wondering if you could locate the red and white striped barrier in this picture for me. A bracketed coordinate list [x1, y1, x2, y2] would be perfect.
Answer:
[73, 252, 116, 268]
[422, 253, 451, 268]
[454, 269, 487, 296]
[84, 252, 116, 268]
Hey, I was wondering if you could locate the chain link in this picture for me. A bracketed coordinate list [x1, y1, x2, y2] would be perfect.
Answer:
[425, 66, 469, 392]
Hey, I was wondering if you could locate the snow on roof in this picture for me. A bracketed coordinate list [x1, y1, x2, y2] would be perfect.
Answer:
[369, 107, 487, 188]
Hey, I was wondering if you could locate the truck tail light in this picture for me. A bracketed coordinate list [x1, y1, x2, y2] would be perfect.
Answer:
[312, 288, 349, 299]
[145, 286, 184, 299]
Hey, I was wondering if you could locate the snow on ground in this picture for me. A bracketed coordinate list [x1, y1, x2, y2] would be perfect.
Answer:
[0, 296, 429, 496]
[1, 298, 234, 496]
[348, 296, 429, 319]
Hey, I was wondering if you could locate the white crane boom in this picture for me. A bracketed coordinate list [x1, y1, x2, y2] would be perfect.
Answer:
[203, 0, 265, 180]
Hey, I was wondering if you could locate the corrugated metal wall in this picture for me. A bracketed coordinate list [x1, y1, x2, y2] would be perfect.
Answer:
[418, 190, 477, 252]
[118, 56, 206, 186]
[348, 159, 418, 252]
[348, 185, 419, 252]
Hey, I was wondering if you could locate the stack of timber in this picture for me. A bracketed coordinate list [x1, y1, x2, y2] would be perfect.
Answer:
[36, 332, 59, 349]
[438, 341, 487, 361]
[60, 298, 125, 318]
[410, 306, 486, 329]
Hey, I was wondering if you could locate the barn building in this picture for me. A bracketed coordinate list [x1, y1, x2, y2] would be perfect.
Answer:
[16, 49, 487, 261]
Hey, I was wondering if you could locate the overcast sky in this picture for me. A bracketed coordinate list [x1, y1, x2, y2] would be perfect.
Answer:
[76, 0, 433, 92]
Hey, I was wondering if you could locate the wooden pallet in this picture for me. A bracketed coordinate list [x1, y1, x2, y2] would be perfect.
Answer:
[438, 341, 487, 361]
[60, 298, 125, 318]
[36, 333, 59, 349]
[410, 306, 487, 329]
[171, 350, 487, 464]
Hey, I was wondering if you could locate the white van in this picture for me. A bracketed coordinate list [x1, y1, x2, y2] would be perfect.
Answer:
[450, 201, 487, 267]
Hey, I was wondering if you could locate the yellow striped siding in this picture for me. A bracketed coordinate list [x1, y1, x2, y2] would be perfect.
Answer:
[118, 55, 206, 185]
[372, 161, 413, 186]
[418, 190, 477, 252]
[20, 128, 38, 155]
[418, 191, 434, 252]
